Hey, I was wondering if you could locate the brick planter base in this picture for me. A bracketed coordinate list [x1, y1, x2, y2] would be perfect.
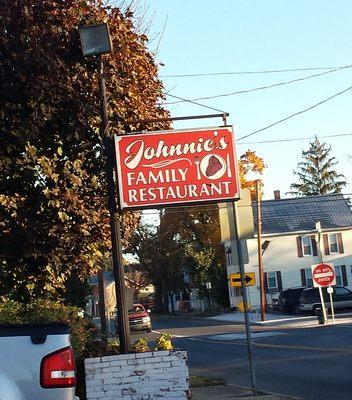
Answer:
[85, 350, 190, 400]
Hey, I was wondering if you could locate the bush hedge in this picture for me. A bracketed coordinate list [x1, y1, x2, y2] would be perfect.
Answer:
[0, 297, 96, 358]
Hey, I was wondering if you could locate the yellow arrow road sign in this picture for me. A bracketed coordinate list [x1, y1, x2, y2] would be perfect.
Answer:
[230, 272, 255, 287]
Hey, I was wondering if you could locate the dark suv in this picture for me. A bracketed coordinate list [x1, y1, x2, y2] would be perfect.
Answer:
[299, 286, 352, 314]
[277, 287, 307, 314]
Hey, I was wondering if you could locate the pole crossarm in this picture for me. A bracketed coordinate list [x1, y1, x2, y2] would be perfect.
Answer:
[124, 112, 230, 126]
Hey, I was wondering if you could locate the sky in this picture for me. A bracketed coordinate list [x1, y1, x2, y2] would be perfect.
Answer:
[140, 0, 352, 201]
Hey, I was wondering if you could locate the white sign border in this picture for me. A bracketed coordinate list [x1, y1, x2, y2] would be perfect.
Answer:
[311, 263, 336, 287]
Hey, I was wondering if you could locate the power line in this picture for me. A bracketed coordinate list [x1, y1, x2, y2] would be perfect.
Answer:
[237, 85, 352, 141]
[141, 194, 352, 216]
[237, 132, 352, 145]
[161, 93, 228, 114]
[164, 65, 352, 104]
[161, 64, 352, 78]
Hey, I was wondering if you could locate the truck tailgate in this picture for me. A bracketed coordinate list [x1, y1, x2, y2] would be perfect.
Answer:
[0, 324, 76, 400]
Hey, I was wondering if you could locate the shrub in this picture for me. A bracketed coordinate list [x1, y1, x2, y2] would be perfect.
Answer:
[0, 297, 96, 358]
[132, 338, 150, 353]
[154, 333, 173, 351]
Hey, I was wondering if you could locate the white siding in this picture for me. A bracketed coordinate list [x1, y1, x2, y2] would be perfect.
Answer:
[225, 229, 352, 310]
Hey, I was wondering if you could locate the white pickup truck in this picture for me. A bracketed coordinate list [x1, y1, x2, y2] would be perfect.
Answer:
[0, 324, 79, 400]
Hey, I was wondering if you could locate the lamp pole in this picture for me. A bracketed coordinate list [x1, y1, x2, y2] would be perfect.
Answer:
[99, 55, 131, 352]
[79, 23, 131, 352]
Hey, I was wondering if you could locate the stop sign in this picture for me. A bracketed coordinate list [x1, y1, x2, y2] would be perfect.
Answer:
[311, 263, 336, 287]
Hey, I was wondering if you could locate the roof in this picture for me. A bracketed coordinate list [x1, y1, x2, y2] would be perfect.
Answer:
[252, 194, 352, 235]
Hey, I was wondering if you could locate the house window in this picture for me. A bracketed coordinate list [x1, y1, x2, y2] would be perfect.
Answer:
[267, 272, 277, 289]
[335, 265, 342, 285]
[302, 236, 312, 255]
[329, 233, 338, 254]
[334, 265, 348, 286]
[265, 271, 283, 293]
[305, 268, 313, 287]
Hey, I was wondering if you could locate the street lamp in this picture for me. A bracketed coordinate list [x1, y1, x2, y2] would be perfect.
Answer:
[79, 23, 131, 353]
[79, 23, 113, 56]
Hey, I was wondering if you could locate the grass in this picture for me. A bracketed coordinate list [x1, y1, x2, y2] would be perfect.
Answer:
[189, 375, 227, 387]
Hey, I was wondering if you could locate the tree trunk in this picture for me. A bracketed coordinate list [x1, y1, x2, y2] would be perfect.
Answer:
[169, 292, 176, 315]
[154, 287, 163, 314]
[161, 279, 169, 314]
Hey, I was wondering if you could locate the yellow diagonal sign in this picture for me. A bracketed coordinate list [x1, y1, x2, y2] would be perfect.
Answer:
[230, 272, 255, 287]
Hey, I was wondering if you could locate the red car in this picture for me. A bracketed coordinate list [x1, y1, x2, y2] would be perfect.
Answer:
[115, 303, 152, 333]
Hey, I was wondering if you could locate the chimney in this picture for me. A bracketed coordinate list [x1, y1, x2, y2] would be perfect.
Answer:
[274, 190, 281, 200]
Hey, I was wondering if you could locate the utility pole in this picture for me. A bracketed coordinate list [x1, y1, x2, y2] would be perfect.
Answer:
[256, 180, 266, 321]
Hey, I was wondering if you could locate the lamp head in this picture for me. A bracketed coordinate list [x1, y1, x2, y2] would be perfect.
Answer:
[79, 23, 113, 56]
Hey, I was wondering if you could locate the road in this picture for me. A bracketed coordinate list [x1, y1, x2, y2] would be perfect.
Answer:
[140, 315, 352, 400]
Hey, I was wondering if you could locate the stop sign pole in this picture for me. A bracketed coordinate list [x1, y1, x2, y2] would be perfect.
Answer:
[311, 263, 336, 324]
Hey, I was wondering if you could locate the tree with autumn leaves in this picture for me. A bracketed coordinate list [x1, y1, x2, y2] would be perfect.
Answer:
[239, 150, 265, 193]
[0, 0, 169, 301]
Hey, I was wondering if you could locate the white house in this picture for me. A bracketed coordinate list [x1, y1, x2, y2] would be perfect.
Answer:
[223, 193, 352, 310]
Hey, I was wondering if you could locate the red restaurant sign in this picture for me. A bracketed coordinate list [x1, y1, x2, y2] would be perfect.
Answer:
[114, 126, 240, 210]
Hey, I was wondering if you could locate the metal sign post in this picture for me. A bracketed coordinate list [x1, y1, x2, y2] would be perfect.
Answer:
[317, 286, 328, 324]
[206, 282, 212, 311]
[327, 286, 336, 324]
[232, 203, 257, 395]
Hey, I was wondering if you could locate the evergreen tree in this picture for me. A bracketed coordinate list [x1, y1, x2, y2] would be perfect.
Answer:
[290, 136, 346, 196]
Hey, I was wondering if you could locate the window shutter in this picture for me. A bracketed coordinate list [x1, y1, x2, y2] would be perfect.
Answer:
[341, 265, 347, 286]
[264, 272, 268, 293]
[337, 233, 344, 254]
[323, 234, 330, 255]
[277, 271, 283, 292]
[311, 235, 318, 256]
[296, 236, 303, 258]
[300, 269, 307, 286]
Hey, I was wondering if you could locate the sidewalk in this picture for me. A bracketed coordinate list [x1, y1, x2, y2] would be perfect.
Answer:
[191, 384, 299, 399]
[207, 310, 352, 328]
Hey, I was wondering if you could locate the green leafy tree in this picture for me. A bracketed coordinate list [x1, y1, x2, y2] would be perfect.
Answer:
[127, 221, 186, 314]
[163, 206, 229, 307]
[290, 136, 346, 196]
[0, 0, 169, 301]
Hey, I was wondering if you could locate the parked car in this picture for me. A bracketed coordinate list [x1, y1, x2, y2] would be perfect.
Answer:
[299, 286, 352, 315]
[115, 303, 152, 334]
[277, 286, 307, 314]
[0, 323, 78, 400]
